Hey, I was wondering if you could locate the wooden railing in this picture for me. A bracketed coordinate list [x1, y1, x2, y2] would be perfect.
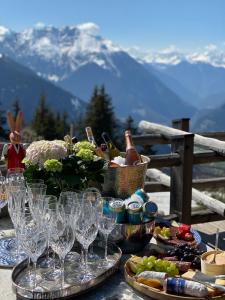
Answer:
[134, 118, 225, 224]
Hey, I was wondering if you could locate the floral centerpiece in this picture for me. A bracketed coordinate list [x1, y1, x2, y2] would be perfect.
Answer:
[23, 138, 105, 195]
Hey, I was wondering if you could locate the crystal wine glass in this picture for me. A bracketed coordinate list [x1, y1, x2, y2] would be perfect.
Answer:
[49, 207, 75, 288]
[20, 212, 47, 290]
[75, 202, 99, 282]
[98, 197, 116, 268]
[7, 185, 27, 261]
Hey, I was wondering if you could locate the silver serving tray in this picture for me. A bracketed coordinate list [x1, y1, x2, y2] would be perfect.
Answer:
[12, 241, 122, 299]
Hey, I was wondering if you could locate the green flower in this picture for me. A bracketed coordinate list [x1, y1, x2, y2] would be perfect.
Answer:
[76, 149, 94, 161]
[44, 159, 63, 172]
[73, 141, 95, 153]
[22, 158, 31, 166]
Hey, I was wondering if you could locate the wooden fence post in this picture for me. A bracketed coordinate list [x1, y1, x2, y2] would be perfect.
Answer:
[170, 119, 194, 224]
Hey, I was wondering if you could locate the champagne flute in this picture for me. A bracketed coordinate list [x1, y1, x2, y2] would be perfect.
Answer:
[98, 198, 116, 268]
[75, 203, 99, 282]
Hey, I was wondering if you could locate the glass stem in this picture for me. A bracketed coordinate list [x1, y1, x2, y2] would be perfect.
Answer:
[33, 261, 37, 290]
[90, 243, 94, 256]
[53, 251, 56, 270]
[60, 257, 65, 289]
[80, 248, 84, 264]
[16, 234, 19, 259]
[84, 248, 88, 275]
[47, 239, 49, 259]
[104, 234, 108, 260]
[28, 257, 31, 277]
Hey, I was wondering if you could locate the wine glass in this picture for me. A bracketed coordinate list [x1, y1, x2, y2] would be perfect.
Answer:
[20, 212, 47, 290]
[7, 185, 27, 261]
[0, 176, 8, 214]
[49, 207, 75, 288]
[82, 190, 101, 261]
[59, 191, 81, 263]
[98, 197, 116, 268]
[38, 195, 58, 268]
[6, 167, 25, 184]
[75, 203, 99, 281]
[27, 183, 47, 219]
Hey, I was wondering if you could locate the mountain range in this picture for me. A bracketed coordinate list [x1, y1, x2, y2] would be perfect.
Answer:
[0, 54, 85, 122]
[0, 23, 225, 130]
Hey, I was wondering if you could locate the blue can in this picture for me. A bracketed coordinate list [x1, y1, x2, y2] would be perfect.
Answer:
[127, 201, 142, 225]
[143, 201, 158, 217]
[109, 199, 126, 223]
[165, 278, 185, 295]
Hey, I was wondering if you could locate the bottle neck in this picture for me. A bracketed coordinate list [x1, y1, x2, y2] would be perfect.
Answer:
[102, 133, 116, 150]
[125, 133, 135, 150]
[86, 127, 97, 146]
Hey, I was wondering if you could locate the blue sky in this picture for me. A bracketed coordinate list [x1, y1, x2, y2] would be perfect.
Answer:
[0, 0, 224, 50]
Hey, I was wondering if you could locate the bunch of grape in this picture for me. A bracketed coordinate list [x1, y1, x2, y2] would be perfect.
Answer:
[166, 245, 204, 269]
[135, 256, 179, 276]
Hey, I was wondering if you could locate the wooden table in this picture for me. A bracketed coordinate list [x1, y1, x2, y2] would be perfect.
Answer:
[0, 217, 224, 300]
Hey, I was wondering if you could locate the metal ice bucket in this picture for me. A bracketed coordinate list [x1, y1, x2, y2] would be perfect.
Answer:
[109, 220, 154, 254]
[102, 154, 150, 199]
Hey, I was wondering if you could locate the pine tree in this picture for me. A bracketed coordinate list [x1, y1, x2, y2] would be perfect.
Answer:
[124, 115, 138, 135]
[56, 111, 70, 139]
[32, 93, 58, 140]
[84, 86, 117, 144]
[0, 101, 6, 139]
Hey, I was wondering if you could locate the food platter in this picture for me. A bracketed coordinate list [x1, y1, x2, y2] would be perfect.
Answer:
[124, 259, 225, 300]
[153, 222, 202, 248]
[12, 242, 122, 300]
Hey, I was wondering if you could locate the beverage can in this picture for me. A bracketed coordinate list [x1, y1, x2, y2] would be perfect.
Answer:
[109, 199, 126, 223]
[142, 201, 158, 217]
[127, 201, 142, 224]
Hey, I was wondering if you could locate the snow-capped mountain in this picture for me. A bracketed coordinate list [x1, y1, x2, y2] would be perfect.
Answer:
[0, 23, 196, 123]
[0, 23, 121, 82]
[0, 54, 86, 122]
[128, 44, 225, 68]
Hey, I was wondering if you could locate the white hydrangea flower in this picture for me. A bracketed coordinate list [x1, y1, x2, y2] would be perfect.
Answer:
[24, 140, 67, 167]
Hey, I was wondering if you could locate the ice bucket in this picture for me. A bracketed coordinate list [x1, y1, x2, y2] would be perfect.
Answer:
[109, 220, 154, 253]
[102, 154, 150, 199]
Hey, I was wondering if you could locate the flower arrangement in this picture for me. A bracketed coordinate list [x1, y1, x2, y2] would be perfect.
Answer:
[23, 138, 105, 195]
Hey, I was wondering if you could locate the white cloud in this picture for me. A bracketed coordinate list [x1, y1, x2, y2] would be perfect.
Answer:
[77, 22, 99, 34]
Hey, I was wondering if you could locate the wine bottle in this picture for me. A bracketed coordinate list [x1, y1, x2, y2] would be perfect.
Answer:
[101, 132, 121, 160]
[85, 127, 97, 147]
[85, 127, 106, 159]
[124, 130, 141, 165]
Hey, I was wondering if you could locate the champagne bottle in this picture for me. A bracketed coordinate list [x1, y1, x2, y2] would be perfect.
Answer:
[101, 132, 120, 160]
[125, 130, 141, 165]
[85, 127, 106, 159]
